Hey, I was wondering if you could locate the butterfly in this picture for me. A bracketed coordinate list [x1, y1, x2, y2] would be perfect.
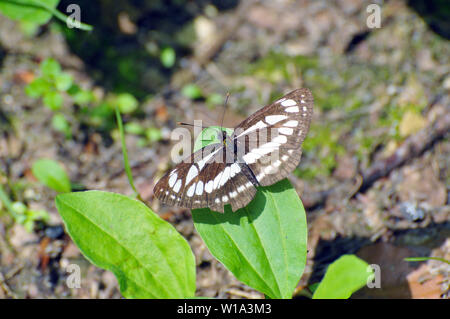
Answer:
[153, 88, 313, 213]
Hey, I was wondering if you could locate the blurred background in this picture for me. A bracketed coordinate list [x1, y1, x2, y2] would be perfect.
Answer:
[0, 0, 448, 298]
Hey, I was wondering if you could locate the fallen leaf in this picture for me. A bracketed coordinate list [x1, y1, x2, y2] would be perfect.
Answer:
[407, 264, 444, 299]
[399, 111, 426, 138]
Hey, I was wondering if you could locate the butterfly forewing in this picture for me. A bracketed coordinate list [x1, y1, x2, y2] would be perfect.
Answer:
[232, 88, 313, 186]
[153, 88, 313, 213]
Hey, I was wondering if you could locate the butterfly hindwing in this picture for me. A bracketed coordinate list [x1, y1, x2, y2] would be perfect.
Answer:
[153, 143, 257, 212]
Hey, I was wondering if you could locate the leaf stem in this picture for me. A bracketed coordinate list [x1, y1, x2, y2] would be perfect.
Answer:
[114, 107, 143, 202]
[404, 257, 450, 265]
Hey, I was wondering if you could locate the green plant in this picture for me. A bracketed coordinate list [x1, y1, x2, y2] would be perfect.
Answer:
[54, 114, 371, 299]
[311, 255, 373, 299]
[55, 190, 195, 298]
[0, 184, 49, 232]
[0, 0, 93, 33]
[25, 58, 73, 111]
[31, 158, 71, 193]
[25, 57, 147, 137]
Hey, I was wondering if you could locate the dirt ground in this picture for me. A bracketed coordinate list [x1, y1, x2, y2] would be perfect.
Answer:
[0, 0, 449, 298]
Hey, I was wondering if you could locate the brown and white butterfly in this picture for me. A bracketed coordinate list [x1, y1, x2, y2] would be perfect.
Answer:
[153, 88, 313, 213]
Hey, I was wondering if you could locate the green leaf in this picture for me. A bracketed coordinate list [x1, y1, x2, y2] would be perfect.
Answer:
[0, 0, 59, 25]
[160, 47, 176, 68]
[25, 77, 51, 98]
[124, 122, 145, 135]
[55, 191, 196, 298]
[312, 255, 372, 299]
[52, 113, 71, 138]
[72, 89, 94, 105]
[40, 57, 61, 78]
[32, 158, 71, 193]
[181, 84, 203, 100]
[191, 127, 307, 299]
[54, 73, 73, 91]
[145, 127, 162, 143]
[116, 93, 138, 114]
[193, 126, 233, 151]
[43, 90, 63, 110]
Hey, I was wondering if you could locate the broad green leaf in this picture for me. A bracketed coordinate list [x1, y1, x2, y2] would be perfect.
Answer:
[313, 255, 373, 299]
[32, 158, 71, 193]
[55, 191, 196, 298]
[191, 127, 307, 299]
[25, 77, 51, 98]
[0, 0, 59, 25]
[43, 90, 63, 110]
[54, 73, 73, 91]
[40, 57, 61, 78]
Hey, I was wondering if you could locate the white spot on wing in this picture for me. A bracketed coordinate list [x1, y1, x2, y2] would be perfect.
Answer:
[264, 165, 277, 174]
[195, 181, 204, 195]
[186, 165, 198, 185]
[213, 171, 223, 189]
[187, 183, 195, 197]
[205, 180, 213, 193]
[243, 152, 261, 164]
[169, 173, 177, 187]
[284, 120, 298, 127]
[285, 106, 299, 113]
[236, 120, 268, 138]
[265, 115, 288, 125]
[173, 179, 182, 193]
[197, 147, 222, 170]
[281, 99, 296, 107]
[230, 163, 241, 177]
[273, 135, 287, 144]
[220, 166, 231, 187]
[279, 127, 293, 135]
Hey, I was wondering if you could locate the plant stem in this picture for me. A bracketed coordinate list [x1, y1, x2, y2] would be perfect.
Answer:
[114, 107, 143, 202]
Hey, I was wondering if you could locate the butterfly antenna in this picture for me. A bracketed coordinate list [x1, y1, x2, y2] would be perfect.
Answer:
[220, 92, 230, 132]
[177, 122, 204, 128]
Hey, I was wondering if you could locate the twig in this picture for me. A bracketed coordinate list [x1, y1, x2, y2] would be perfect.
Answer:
[303, 111, 450, 209]
[358, 111, 450, 193]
